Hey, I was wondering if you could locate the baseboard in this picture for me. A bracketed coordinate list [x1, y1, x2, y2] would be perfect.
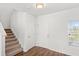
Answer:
[35, 45, 70, 56]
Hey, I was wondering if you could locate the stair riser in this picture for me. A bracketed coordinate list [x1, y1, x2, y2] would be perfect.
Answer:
[7, 32, 13, 34]
[6, 41, 19, 47]
[7, 35, 15, 36]
[7, 34, 14, 36]
[6, 39, 16, 43]
[6, 36, 15, 39]
[6, 31, 12, 33]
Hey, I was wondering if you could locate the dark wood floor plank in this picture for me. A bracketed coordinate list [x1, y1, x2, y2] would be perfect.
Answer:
[36, 47, 46, 56]
[16, 46, 68, 56]
[22, 46, 67, 56]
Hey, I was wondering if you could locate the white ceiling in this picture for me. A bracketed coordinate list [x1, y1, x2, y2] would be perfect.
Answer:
[0, 3, 79, 16]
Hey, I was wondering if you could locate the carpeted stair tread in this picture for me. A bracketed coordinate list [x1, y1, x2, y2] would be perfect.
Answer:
[6, 47, 22, 56]
[6, 33, 14, 35]
[6, 43, 20, 50]
[6, 35, 15, 39]
[5, 38, 16, 42]
[6, 44, 21, 53]
[6, 40, 19, 47]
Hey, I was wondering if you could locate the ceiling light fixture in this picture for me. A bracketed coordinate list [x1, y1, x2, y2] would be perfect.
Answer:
[35, 3, 46, 8]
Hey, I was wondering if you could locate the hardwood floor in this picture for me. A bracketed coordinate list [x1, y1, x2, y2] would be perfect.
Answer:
[16, 46, 68, 56]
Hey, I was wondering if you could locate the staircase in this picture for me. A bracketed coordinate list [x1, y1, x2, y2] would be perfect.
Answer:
[5, 29, 23, 56]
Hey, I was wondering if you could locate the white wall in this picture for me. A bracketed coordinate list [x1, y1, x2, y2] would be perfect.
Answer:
[10, 11, 36, 52]
[0, 22, 6, 56]
[37, 8, 79, 56]
[0, 8, 13, 29]
[23, 12, 36, 52]
[0, 14, 10, 29]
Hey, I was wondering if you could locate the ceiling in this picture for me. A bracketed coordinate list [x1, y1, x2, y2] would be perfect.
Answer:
[0, 3, 79, 16]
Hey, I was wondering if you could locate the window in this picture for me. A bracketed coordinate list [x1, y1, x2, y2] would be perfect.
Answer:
[68, 20, 79, 47]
